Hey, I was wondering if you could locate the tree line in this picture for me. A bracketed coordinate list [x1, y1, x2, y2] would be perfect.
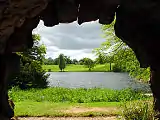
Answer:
[44, 56, 78, 65]
[44, 53, 114, 72]
[56, 54, 96, 72]
[44, 55, 98, 66]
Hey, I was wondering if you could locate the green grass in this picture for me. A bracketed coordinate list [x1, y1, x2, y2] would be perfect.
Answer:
[14, 100, 154, 117]
[9, 87, 150, 103]
[42, 64, 113, 72]
[10, 87, 152, 117]
[14, 101, 120, 117]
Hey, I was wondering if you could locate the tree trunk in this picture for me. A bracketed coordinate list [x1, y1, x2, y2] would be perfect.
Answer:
[150, 69, 160, 117]
[110, 63, 112, 72]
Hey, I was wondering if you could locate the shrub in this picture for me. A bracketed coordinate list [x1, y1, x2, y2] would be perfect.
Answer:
[9, 61, 49, 89]
[112, 64, 123, 72]
[8, 34, 49, 89]
[8, 87, 149, 103]
[120, 101, 156, 120]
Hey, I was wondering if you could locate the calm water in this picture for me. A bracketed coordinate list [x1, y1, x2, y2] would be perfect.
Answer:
[47, 72, 150, 91]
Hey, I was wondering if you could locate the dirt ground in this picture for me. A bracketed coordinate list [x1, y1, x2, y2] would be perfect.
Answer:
[15, 106, 118, 120]
[63, 107, 117, 114]
[18, 117, 117, 120]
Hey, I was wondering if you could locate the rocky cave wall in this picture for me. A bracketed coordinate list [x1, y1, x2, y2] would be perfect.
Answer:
[0, 0, 160, 119]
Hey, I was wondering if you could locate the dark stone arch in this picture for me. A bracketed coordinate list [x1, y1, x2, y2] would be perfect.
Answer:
[0, 0, 160, 119]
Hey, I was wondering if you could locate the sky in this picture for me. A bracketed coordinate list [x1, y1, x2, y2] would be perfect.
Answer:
[33, 20, 106, 60]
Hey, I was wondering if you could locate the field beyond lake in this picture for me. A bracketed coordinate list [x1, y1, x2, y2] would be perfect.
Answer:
[42, 64, 113, 72]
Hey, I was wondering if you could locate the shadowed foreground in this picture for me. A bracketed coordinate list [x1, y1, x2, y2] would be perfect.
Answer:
[1, 0, 160, 119]
[18, 117, 116, 120]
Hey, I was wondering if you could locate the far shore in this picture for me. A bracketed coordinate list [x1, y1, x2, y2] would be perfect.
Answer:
[43, 64, 114, 72]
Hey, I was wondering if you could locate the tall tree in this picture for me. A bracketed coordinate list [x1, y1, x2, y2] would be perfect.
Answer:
[58, 54, 66, 71]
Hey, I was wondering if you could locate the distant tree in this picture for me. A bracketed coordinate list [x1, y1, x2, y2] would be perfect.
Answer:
[48, 57, 52, 60]
[58, 54, 66, 71]
[53, 58, 59, 65]
[44, 57, 54, 65]
[79, 58, 86, 65]
[44, 59, 48, 65]
[72, 59, 78, 64]
[83, 58, 95, 71]
[64, 56, 72, 64]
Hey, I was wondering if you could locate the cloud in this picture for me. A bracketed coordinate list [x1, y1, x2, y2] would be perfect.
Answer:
[33, 20, 105, 60]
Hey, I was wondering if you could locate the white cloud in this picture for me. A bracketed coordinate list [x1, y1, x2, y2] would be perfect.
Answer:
[33, 20, 105, 60]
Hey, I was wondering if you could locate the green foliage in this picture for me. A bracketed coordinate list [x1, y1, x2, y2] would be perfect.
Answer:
[83, 58, 95, 71]
[44, 57, 55, 65]
[44, 55, 79, 65]
[20, 34, 46, 64]
[58, 54, 66, 71]
[64, 56, 72, 64]
[94, 54, 106, 64]
[9, 34, 49, 89]
[9, 87, 149, 103]
[120, 101, 156, 120]
[79, 58, 85, 65]
[72, 59, 78, 64]
[93, 20, 150, 82]
[53, 58, 59, 65]
[112, 64, 122, 72]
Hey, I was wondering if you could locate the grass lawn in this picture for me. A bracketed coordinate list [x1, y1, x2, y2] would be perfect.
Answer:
[10, 87, 152, 117]
[14, 100, 153, 117]
[15, 101, 120, 117]
[42, 64, 113, 72]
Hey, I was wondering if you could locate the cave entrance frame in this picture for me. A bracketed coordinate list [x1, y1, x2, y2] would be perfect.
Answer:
[0, 0, 160, 119]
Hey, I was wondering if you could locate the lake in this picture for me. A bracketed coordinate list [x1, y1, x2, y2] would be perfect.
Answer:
[47, 72, 150, 91]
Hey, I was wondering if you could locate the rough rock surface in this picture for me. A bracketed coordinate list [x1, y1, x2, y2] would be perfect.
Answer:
[115, 0, 160, 69]
[0, 0, 160, 119]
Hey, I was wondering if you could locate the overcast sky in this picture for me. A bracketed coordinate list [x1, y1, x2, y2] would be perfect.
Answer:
[33, 20, 106, 60]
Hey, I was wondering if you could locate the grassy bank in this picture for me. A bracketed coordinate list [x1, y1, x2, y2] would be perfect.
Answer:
[42, 64, 113, 72]
[9, 87, 150, 103]
[10, 87, 153, 117]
